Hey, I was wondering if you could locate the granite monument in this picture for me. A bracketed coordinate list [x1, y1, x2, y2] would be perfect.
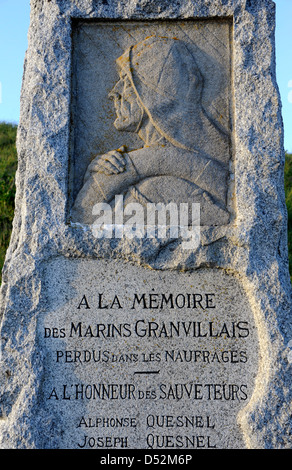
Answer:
[0, 0, 291, 450]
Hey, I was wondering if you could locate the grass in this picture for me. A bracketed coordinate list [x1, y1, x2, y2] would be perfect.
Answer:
[0, 121, 291, 284]
[284, 152, 292, 275]
[0, 122, 18, 283]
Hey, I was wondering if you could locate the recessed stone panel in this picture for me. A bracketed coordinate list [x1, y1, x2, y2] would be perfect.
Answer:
[70, 21, 232, 227]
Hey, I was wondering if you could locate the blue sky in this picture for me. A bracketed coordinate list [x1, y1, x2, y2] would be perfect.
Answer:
[0, 0, 291, 151]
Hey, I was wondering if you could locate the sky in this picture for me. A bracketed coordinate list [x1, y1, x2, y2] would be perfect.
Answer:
[0, 0, 291, 152]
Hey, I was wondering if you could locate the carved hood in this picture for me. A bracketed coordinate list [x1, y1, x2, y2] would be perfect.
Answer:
[116, 35, 228, 155]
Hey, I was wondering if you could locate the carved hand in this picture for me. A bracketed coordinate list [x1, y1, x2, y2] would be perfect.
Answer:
[88, 146, 127, 175]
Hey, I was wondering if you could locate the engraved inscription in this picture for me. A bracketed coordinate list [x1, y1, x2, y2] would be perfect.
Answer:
[39, 258, 258, 449]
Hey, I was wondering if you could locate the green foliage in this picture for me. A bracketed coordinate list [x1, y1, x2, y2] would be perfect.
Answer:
[284, 152, 292, 278]
[0, 122, 18, 283]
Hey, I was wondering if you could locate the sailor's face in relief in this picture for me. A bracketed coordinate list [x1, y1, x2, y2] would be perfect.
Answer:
[109, 72, 144, 133]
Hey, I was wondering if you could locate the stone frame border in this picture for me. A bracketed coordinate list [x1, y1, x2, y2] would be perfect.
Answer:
[68, 16, 234, 219]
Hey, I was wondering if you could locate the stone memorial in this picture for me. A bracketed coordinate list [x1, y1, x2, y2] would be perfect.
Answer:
[0, 0, 291, 450]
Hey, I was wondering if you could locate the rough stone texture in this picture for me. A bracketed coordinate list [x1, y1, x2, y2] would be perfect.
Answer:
[0, 0, 291, 449]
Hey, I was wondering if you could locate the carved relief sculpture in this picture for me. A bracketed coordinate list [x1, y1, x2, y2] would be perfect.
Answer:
[71, 36, 231, 226]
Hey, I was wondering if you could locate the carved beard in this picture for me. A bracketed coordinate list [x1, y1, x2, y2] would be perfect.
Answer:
[113, 93, 144, 133]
